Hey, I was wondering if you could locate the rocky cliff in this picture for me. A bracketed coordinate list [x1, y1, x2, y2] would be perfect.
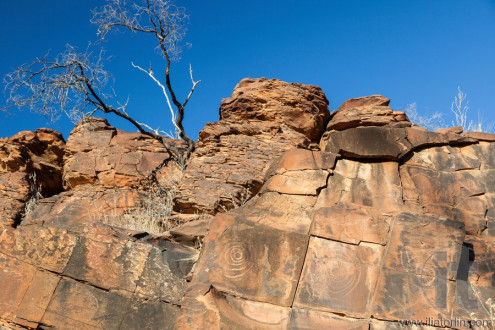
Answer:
[1, 78, 494, 329]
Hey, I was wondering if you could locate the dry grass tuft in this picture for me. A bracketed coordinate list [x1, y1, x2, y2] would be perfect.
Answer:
[97, 181, 179, 234]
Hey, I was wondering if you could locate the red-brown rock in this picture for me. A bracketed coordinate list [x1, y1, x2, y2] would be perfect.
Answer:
[63, 118, 182, 189]
[0, 129, 65, 228]
[220, 78, 330, 141]
[327, 95, 411, 131]
[175, 78, 331, 214]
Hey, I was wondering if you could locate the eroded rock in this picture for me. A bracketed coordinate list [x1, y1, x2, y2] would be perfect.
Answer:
[175, 78, 331, 214]
[0, 129, 65, 229]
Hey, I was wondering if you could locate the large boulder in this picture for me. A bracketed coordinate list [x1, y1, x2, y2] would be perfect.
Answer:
[220, 78, 330, 141]
[326, 95, 410, 131]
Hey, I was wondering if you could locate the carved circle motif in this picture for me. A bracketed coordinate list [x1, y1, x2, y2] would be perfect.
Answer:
[219, 240, 254, 280]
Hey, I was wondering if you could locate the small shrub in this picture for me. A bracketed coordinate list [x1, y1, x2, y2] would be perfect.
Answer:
[97, 181, 180, 234]
[451, 86, 493, 132]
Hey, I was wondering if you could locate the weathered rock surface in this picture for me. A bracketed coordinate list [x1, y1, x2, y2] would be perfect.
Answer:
[0, 223, 195, 329]
[326, 95, 410, 131]
[175, 78, 330, 214]
[0, 129, 65, 229]
[64, 118, 182, 190]
[177, 95, 495, 329]
[3, 84, 495, 329]
[16, 118, 186, 233]
[219, 78, 330, 141]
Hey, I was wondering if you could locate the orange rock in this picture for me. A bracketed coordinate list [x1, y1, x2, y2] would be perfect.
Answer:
[0, 128, 65, 228]
[220, 78, 330, 141]
[294, 237, 383, 318]
[327, 95, 410, 131]
[175, 78, 330, 214]
[188, 214, 309, 306]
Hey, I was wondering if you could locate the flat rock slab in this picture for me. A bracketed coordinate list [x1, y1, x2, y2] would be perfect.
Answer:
[265, 169, 329, 195]
[383, 213, 465, 279]
[0, 254, 60, 328]
[120, 298, 179, 330]
[0, 223, 194, 328]
[372, 269, 457, 321]
[176, 288, 292, 329]
[0, 226, 77, 273]
[63, 236, 152, 293]
[21, 185, 142, 233]
[371, 213, 466, 321]
[41, 278, 131, 329]
[289, 308, 369, 329]
[187, 214, 309, 307]
[323, 126, 477, 161]
[229, 192, 317, 234]
[267, 148, 338, 176]
[311, 203, 391, 245]
[294, 237, 384, 318]
[400, 160, 490, 235]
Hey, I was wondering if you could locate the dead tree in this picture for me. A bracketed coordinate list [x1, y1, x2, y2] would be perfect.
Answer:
[2, 0, 199, 166]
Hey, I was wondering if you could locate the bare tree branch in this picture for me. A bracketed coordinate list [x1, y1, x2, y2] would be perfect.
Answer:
[3, 0, 198, 167]
[2, 44, 107, 124]
[92, 0, 198, 159]
[130, 61, 179, 134]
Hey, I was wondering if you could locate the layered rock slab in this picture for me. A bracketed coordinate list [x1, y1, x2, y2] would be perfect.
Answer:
[63, 118, 182, 190]
[326, 95, 410, 131]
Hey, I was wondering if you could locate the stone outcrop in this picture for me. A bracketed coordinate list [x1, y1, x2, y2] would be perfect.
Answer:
[177, 95, 495, 329]
[175, 78, 330, 214]
[20, 118, 185, 233]
[2, 83, 495, 330]
[219, 78, 329, 141]
[0, 129, 65, 229]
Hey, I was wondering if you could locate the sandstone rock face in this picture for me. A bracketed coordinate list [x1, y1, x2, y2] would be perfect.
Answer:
[64, 118, 181, 190]
[18, 118, 185, 233]
[0, 224, 195, 329]
[0, 129, 65, 229]
[177, 96, 495, 328]
[3, 84, 495, 329]
[175, 78, 330, 214]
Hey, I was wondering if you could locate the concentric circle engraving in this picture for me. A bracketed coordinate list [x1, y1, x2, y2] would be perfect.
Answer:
[219, 240, 254, 280]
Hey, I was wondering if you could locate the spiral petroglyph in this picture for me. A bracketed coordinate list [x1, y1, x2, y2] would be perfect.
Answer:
[219, 240, 254, 280]
[323, 258, 362, 296]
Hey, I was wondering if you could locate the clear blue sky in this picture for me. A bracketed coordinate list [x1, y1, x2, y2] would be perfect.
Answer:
[1, 0, 494, 139]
